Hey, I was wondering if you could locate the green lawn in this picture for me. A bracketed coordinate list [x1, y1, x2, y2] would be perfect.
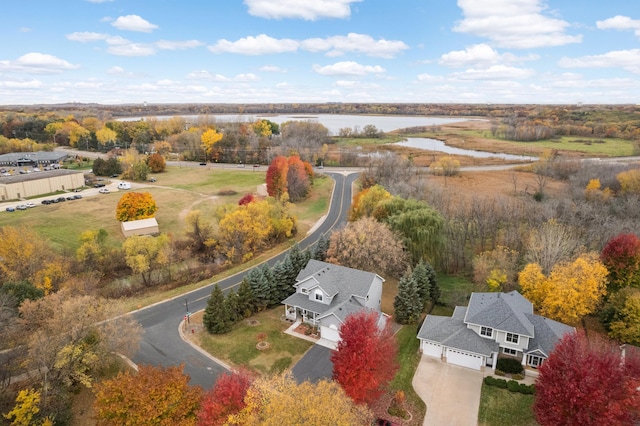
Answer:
[390, 324, 427, 423]
[477, 384, 537, 426]
[195, 308, 313, 374]
[438, 274, 474, 307]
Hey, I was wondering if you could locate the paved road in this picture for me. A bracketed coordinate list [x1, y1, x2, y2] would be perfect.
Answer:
[131, 172, 358, 389]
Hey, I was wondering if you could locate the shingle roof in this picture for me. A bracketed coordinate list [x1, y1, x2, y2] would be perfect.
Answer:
[524, 313, 575, 357]
[295, 260, 378, 303]
[282, 292, 330, 314]
[417, 315, 499, 356]
[464, 291, 535, 337]
[317, 296, 366, 322]
[0, 151, 68, 163]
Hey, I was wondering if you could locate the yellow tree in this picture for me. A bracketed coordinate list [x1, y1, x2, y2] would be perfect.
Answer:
[82, 117, 102, 133]
[217, 201, 272, 263]
[349, 184, 392, 221]
[227, 374, 372, 425]
[116, 192, 158, 222]
[4, 389, 41, 426]
[252, 119, 272, 138]
[519, 253, 608, 324]
[200, 128, 223, 161]
[122, 234, 170, 287]
[95, 126, 117, 147]
[68, 123, 90, 148]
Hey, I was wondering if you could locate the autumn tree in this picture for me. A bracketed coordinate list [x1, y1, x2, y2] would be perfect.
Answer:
[525, 219, 583, 274]
[617, 168, 640, 194]
[534, 331, 640, 426]
[286, 155, 310, 201]
[431, 156, 460, 176]
[602, 288, 640, 345]
[203, 285, 231, 334]
[94, 364, 202, 426]
[601, 233, 640, 292]
[92, 157, 122, 176]
[238, 193, 255, 206]
[197, 370, 253, 426]
[473, 246, 520, 292]
[349, 184, 392, 221]
[122, 234, 170, 286]
[147, 152, 166, 172]
[3, 388, 44, 426]
[332, 310, 399, 405]
[116, 191, 158, 222]
[95, 126, 117, 147]
[327, 216, 409, 278]
[217, 201, 272, 263]
[227, 374, 372, 425]
[518, 252, 608, 324]
[201, 128, 223, 162]
[184, 210, 215, 255]
[120, 147, 151, 181]
[20, 291, 142, 405]
[394, 269, 422, 324]
[266, 156, 288, 200]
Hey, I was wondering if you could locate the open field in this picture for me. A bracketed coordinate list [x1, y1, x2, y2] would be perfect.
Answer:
[0, 167, 333, 253]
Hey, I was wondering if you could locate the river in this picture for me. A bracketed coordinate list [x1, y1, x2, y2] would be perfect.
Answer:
[395, 138, 537, 161]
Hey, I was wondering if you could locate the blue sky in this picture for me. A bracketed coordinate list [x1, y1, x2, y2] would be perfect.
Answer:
[1, 0, 639, 105]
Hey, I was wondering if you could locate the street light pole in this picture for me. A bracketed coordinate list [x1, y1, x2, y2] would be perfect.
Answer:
[185, 297, 189, 314]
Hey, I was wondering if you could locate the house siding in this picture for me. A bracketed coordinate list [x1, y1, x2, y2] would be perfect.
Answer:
[364, 275, 383, 310]
[495, 330, 529, 351]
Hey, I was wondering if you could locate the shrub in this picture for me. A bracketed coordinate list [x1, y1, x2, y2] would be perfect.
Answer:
[495, 369, 506, 376]
[484, 376, 495, 386]
[494, 378, 508, 389]
[496, 358, 524, 374]
[512, 373, 525, 381]
[518, 383, 535, 395]
[507, 380, 520, 392]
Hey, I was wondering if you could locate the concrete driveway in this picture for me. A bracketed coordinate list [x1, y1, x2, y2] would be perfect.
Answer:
[412, 356, 484, 426]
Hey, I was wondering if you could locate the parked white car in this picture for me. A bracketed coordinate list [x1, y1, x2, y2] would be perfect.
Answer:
[98, 188, 110, 194]
[117, 181, 131, 190]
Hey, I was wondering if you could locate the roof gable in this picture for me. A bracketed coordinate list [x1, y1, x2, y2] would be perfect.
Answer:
[524, 313, 575, 357]
[464, 291, 535, 337]
[296, 260, 379, 301]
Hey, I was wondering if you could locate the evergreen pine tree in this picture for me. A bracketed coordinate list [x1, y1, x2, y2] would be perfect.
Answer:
[236, 277, 256, 318]
[259, 263, 280, 307]
[203, 284, 232, 334]
[393, 271, 422, 325]
[271, 260, 292, 302]
[225, 288, 240, 324]
[424, 261, 440, 304]
[412, 260, 431, 310]
[311, 233, 329, 261]
[288, 243, 311, 275]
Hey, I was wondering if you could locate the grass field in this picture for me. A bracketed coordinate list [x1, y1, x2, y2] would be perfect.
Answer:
[0, 167, 333, 253]
[477, 384, 537, 426]
[192, 308, 313, 374]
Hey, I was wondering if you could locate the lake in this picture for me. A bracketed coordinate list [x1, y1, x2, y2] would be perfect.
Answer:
[395, 138, 537, 161]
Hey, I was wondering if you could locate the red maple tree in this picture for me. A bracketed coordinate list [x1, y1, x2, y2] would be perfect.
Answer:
[286, 155, 310, 201]
[266, 156, 288, 200]
[601, 233, 640, 291]
[197, 370, 253, 426]
[331, 310, 398, 405]
[534, 331, 640, 426]
[238, 193, 255, 206]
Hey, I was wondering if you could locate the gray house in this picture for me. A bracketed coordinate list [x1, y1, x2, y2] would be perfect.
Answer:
[417, 291, 574, 371]
[282, 260, 387, 344]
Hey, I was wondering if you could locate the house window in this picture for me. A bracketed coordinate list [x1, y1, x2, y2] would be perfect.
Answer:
[527, 355, 544, 368]
[314, 291, 323, 302]
[503, 347, 518, 356]
[301, 288, 309, 294]
[506, 333, 519, 344]
[480, 326, 493, 337]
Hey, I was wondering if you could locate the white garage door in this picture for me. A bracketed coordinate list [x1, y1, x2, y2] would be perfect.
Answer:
[320, 324, 341, 342]
[422, 341, 442, 358]
[445, 348, 483, 370]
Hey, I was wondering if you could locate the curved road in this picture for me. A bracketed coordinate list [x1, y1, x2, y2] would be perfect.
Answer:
[131, 172, 358, 389]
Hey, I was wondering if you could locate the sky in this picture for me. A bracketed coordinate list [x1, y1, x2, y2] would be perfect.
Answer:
[1, 0, 639, 105]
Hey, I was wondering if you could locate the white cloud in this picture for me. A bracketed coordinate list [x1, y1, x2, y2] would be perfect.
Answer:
[244, 0, 361, 20]
[19, 27, 31, 33]
[300, 33, 408, 58]
[107, 43, 156, 57]
[66, 32, 110, 42]
[209, 34, 298, 55]
[313, 61, 385, 76]
[186, 70, 261, 82]
[558, 49, 640, 74]
[416, 73, 445, 82]
[111, 15, 158, 33]
[210, 33, 407, 57]
[260, 65, 287, 72]
[276, 82, 289, 88]
[334, 80, 380, 89]
[107, 66, 138, 77]
[0, 79, 43, 89]
[453, 0, 582, 48]
[439, 43, 538, 68]
[155, 40, 203, 50]
[0, 53, 80, 74]
[597, 15, 640, 37]
[452, 65, 534, 80]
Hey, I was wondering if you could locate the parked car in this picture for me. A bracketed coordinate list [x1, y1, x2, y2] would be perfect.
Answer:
[56, 197, 66, 203]
[94, 183, 106, 188]
[149, 177, 157, 182]
[117, 181, 131, 190]
[111, 174, 119, 178]
[73, 194, 82, 199]
[25, 202, 36, 208]
[66, 196, 75, 201]
[98, 188, 110, 194]
[41, 200, 51, 205]
[199, 162, 207, 166]
[16, 205, 27, 210]
[5, 207, 15, 212]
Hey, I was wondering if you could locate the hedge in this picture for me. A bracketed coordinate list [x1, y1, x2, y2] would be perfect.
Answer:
[484, 376, 535, 395]
[496, 358, 524, 374]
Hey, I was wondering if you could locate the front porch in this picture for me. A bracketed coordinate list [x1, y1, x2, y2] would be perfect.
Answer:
[284, 304, 321, 326]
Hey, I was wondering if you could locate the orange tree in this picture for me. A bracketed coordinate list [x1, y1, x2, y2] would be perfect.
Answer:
[115, 191, 158, 222]
[94, 364, 202, 426]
